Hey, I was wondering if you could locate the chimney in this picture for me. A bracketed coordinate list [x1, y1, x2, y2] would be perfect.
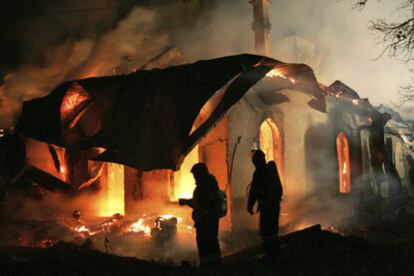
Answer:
[250, 0, 272, 56]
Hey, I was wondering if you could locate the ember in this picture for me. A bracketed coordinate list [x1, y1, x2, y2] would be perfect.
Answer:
[38, 239, 54, 248]
[323, 225, 344, 235]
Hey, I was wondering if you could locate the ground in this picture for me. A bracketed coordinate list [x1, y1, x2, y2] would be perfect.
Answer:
[2, 214, 414, 275]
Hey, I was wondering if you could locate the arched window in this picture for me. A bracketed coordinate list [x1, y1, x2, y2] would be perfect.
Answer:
[259, 118, 284, 185]
[336, 132, 351, 193]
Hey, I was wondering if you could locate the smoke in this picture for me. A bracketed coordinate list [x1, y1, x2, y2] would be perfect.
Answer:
[3, 0, 407, 125]
[0, 39, 95, 128]
[0, 2, 171, 129]
[173, 0, 412, 105]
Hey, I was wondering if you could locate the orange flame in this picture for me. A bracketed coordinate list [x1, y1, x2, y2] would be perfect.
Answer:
[99, 163, 125, 217]
[266, 68, 296, 84]
[336, 132, 351, 193]
[173, 146, 199, 201]
[128, 218, 151, 237]
[74, 225, 100, 237]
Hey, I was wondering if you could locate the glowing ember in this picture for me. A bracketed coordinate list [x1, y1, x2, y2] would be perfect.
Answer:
[266, 68, 296, 84]
[323, 225, 343, 235]
[38, 239, 54, 248]
[129, 218, 151, 236]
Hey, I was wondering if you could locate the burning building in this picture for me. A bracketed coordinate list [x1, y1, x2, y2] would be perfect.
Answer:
[0, 49, 396, 238]
[0, 0, 405, 267]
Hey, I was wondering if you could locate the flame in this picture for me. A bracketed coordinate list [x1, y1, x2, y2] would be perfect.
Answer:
[61, 83, 89, 115]
[173, 146, 199, 201]
[266, 68, 296, 84]
[259, 118, 285, 187]
[336, 132, 351, 193]
[99, 163, 125, 217]
[74, 225, 100, 237]
[129, 218, 151, 236]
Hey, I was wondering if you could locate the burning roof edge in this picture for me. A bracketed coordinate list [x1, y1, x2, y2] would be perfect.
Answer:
[17, 54, 327, 171]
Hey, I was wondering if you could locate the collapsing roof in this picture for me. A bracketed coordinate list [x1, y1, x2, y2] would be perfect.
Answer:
[17, 54, 326, 171]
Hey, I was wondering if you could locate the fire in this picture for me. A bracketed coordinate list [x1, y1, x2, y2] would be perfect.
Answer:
[129, 218, 151, 237]
[128, 214, 184, 237]
[99, 163, 125, 217]
[173, 146, 199, 201]
[74, 225, 100, 237]
[259, 118, 285, 186]
[60, 82, 90, 116]
[336, 132, 351, 193]
[266, 68, 296, 84]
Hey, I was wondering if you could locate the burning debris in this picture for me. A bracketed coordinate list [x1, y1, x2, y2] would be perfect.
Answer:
[6, 211, 195, 262]
[129, 218, 152, 237]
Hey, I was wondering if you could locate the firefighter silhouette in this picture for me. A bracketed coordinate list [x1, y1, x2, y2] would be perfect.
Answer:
[247, 150, 283, 264]
[179, 163, 222, 266]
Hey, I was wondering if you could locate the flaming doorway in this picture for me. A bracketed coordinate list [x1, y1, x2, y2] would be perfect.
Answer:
[259, 118, 288, 225]
[259, 118, 284, 184]
[336, 132, 351, 194]
[99, 163, 125, 216]
[172, 146, 199, 201]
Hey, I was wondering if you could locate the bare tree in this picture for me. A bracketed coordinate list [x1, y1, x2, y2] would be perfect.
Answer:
[356, 0, 414, 60]
[356, 0, 414, 100]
